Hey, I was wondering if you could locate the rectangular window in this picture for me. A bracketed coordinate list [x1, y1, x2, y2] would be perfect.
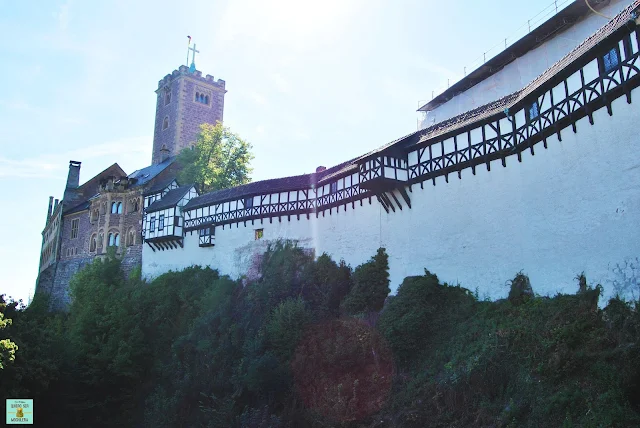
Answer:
[199, 227, 215, 247]
[71, 219, 79, 239]
[158, 214, 165, 230]
[150, 216, 156, 231]
[528, 101, 539, 121]
[330, 182, 338, 194]
[245, 197, 253, 209]
[603, 48, 619, 73]
[255, 229, 264, 240]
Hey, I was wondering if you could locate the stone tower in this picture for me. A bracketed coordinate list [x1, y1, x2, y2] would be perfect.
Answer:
[151, 65, 227, 165]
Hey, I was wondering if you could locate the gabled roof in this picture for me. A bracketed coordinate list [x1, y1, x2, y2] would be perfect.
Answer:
[418, 0, 623, 112]
[184, 161, 353, 210]
[146, 185, 194, 212]
[63, 163, 126, 214]
[64, 201, 91, 215]
[184, 1, 640, 211]
[128, 157, 176, 188]
[144, 178, 178, 196]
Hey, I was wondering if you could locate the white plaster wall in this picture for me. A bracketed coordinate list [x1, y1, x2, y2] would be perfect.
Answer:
[144, 90, 640, 302]
[421, 0, 633, 129]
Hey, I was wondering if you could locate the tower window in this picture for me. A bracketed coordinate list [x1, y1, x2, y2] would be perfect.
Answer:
[71, 218, 79, 239]
[195, 91, 209, 105]
[164, 90, 171, 106]
[603, 47, 619, 73]
[162, 116, 169, 130]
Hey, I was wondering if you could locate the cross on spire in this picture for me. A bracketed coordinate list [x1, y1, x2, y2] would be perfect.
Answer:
[188, 43, 200, 69]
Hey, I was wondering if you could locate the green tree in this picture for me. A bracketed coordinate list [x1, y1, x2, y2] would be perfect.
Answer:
[177, 122, 254, 193]
[0, 299, 18, 369]
[341, 247, 390, 315]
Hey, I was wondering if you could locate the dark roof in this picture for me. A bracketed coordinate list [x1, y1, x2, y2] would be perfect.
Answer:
[418, 0, 621, 112]
[62, 163, 126, 214]
[64, 201, 91, 215]
[144, 177, 178, 196]
[184, 161, 353, 209]
[411, 0, 640, 146]
[146, 185, 194, 212]
[128, 157, 175, 188]
[185, 1, 640, 210]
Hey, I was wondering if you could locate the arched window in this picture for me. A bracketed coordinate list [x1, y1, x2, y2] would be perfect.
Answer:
[98, 232, 104, 248]
[127, 229, 136, 246]
[162, 116, 169, 130]
[114, 234, 120, 247]
[111, 202, 117, 214]
[117, 202, 123, 214]
[164, 90, 171, 106]
[205, 95, 209, 104]
[108, 233, 114, 246]
[195, 92, 200, 102]
[90, 234, 97, 252]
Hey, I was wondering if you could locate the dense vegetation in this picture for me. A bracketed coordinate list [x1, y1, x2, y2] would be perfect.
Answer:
[1, 242, 639, 427]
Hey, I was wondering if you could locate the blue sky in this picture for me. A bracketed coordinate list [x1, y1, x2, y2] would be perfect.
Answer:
[0, 0, 563, 302]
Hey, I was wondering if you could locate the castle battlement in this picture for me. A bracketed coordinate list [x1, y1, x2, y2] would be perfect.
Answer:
[157, 65, 225, 90]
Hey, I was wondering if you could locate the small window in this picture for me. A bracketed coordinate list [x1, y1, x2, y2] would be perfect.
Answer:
[164, 90, 171, 106]
[199, 227, 215, 247]
[255, 229, 264, 240]
[245, 197, 253, 209]
[114, 234, 120, 247]
[111, 202, 117, 214]
[108, 233, 114, 246]
[158, 214, 165, 230]
[127, 229, 136, 246]
[117, 202, 123, 214]
[71, 218, 79, 239]
[528, 101, 539, 121]
[205, 95, 209, 104]
[603, 48, 619, 73]
[150, 216, 156, 231]
[162, 116, 169, 130]
[330, 182, 338, 194]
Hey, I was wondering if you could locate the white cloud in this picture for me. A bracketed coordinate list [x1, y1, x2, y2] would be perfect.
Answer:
[56, 1, 72, 31]
[271, 73, 291, 93]
[0, 136, 151, 179]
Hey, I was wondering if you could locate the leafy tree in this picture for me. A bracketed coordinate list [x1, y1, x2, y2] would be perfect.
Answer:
[0, 295, 18, 369]
[341, 247, 390, 315]
[177, 122, 254, 193]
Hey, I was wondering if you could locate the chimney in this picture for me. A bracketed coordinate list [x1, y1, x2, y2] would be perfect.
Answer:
[54, 199, 59, 210]
[64, 161, 81, 202]
[47, 196, 54, 223]
[66, 161, 81, 189]
[316, 166, 326, 173]
[160, 146, 170, 163]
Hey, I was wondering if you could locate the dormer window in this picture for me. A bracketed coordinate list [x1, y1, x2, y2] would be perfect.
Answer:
[528, 101, 539, 121]
[603, 47, 619, 73]
[162, 116, 169, 130]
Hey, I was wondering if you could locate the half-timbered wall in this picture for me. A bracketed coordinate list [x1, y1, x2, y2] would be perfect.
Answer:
[144, 89, 640, 302]
[144, 18, 640, 302]
[420, 0, 633, 129]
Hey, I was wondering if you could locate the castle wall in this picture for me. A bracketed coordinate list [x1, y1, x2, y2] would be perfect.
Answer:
[144, 88, 640, 302]
[421, 0, 633, 128]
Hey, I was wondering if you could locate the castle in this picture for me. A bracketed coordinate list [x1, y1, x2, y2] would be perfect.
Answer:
[37, 0, 640, 309]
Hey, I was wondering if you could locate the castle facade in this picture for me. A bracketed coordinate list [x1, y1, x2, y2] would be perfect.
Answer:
[37, 0, 640, 308]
